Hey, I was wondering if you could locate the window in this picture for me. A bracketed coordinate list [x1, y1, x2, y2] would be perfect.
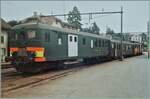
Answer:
[2, 48, 6, 55]
[112, 43, 114, 48]
[74, 37, 77, 42]
[15, 33, 18, 40]
[11, 32, 18, 40]
[95, 40, 98, 47]
[99, 40, 101, 47]
[1, 36, 4, 44]
[104, 40, 106, 47]
[91, 40, 94, 48]
[27, 30, 36, 39]
[19, 32, 26, 40]
[58, 38, 62, 45]
[58, 33, 62, 45]
[45, 32, 50, 42]
[83, 38, 86, 45]
[102, 40, 104, 47]
[70, 36, 72, 42]
[58, 33, 62, 38]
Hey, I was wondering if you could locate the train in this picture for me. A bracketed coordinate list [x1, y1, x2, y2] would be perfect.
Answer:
[7, 22, 143, 73]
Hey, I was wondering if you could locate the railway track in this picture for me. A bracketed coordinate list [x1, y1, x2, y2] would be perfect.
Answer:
[1, 62, 88, 96]
[1, 62, 13, 69]
[1, 59, 115, 96]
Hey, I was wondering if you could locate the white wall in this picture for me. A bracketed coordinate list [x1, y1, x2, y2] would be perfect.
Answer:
[131, 35, 142, 43]
[1, 30, 8, 62]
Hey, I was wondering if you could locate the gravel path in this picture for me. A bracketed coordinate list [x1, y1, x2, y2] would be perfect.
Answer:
[2, 54, 150, 99]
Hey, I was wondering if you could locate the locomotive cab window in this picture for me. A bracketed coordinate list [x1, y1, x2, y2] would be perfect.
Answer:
[58, 38, 62, 45]
[27, 30, 36, 39]
[45, 32, 50, 42]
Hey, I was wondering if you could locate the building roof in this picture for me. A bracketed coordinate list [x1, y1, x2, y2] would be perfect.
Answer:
[22, 14, 77, 29]
[39, 15, 76, 29]
[1, 18, 11, 30]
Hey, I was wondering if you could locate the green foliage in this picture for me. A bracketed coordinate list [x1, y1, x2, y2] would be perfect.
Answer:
[106, 27, 114, 35]
[81, 22, 100, 34]
[91, 22, 100, 34]
[139, 33, 148, 42]
[67, 6, 82, 29]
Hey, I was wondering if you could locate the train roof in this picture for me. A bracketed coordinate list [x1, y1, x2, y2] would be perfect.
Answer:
[110, 39, 142, 45]
[12, 23, 110, 40]
[12, 23, 142, 45]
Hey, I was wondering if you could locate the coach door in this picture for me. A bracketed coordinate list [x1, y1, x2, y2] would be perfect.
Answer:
[68, 34, 78, 57]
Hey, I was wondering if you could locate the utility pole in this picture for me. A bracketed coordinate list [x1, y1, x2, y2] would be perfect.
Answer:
[148, 1, 150, 59]
[120, 6, 124, 61]
[148, 21, 150, 58]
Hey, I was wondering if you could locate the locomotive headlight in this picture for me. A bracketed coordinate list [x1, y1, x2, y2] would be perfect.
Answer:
[35, 51, 44, 57]
[12, 52, 17, 57]
[26, 47, 45, 62]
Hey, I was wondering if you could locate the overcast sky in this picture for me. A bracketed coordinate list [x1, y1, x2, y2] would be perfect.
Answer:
[1, 1, 150, 33]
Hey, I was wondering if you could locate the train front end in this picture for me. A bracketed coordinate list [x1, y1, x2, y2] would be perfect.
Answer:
[8, 24, 46, 73]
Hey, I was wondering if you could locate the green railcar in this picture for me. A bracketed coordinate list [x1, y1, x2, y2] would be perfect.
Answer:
[8, 23, 111, 72]
[8, 23, 142, 73]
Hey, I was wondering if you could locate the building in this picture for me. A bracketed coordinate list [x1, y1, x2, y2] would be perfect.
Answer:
[131, 34, 142, 43]
[1, 18, 11, 62]
[21, 12, 77, 30]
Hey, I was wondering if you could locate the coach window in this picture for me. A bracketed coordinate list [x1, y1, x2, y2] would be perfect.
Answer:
[104, 40, 106, 47]
[99, 40, 101, 47]
[91, 40, 94, 48]
[83, 38, 86, 45]
[112, 43, 114, 48]
[103, 40, 105, 47]
[95, 40, 98, 47]
[58, 38, 62, 45]
[101, 40, 104, 47]
[58, 33, 62, 45]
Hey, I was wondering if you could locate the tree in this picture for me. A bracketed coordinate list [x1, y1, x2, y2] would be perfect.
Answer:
[67, 6, 82, 29]
[139, 33, 148, 49]
[140, 33, 147, 42]
[106, 27, 114, 35]
[8, 20, 21, 27]
[91, 22, 100, 34]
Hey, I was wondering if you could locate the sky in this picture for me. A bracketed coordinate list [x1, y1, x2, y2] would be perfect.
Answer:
[1, 1, 150, 33]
